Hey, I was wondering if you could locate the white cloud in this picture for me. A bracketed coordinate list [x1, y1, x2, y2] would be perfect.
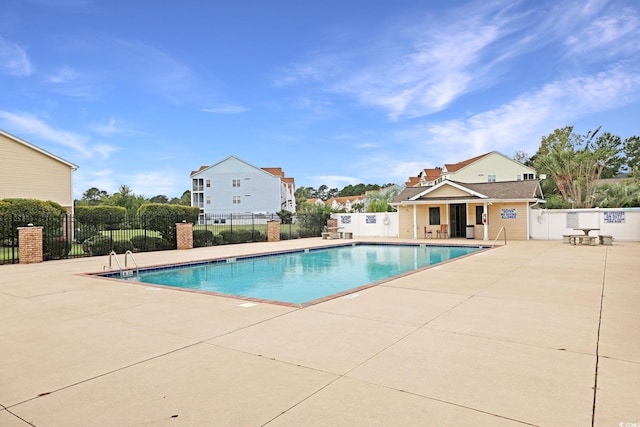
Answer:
[74, 169, 183, 198]
[92, 143, 119, 160]
[91, 118, 131, 136]
[128, 171, 183, 198]
[275, 0, 640, 121]
[73, 169, 118, 198]
[202, 105, 248, 114]
[310, 175, 362, 189]
[0, 36, 33, 76]
[0, 111, 91, 155]
[422, 63, 640, 160]
[44, 65, 95, 98]
[46, 65, 79, 83]
[347, 62, 640, 184]
[0, 110, 118, 159]
[276, 2, 532, 119]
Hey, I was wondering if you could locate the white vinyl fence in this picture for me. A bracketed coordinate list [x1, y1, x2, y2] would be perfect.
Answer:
[529, 207, 640, 241]
[332, 209, 640, 241]
[331, 212, 399, 238]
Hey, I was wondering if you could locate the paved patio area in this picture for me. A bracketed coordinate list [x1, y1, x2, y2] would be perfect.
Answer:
[1, 238, 638, 426]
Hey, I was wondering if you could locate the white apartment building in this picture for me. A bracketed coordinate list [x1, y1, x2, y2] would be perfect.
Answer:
[190, 156, 295, 217]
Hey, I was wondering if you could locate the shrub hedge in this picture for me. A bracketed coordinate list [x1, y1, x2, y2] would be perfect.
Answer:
[193, 229, 214, 247]
[0, 198, 67, 241]
[137, 204, 200, 244]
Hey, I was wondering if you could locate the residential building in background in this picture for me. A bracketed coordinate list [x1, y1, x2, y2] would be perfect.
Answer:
[406, 151, 536, 187]
[190, 156, 296, 217]
[0, 129, 78, 214]
[395, 151, 543, 240]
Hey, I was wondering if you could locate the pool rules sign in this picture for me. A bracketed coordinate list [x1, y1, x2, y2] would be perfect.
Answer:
[500, 208, 517, 219]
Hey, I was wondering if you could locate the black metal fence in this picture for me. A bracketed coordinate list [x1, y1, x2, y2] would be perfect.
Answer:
[0, 213, 313, 265]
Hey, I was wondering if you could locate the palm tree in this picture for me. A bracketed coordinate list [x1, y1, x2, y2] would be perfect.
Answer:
[365, 185, 401, 212]
[594, 182, 640, 208]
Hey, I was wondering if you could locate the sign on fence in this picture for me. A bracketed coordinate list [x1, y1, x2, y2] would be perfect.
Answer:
[604, 211, 625, 223]
[365, 215, 377, 224]
[566, 212, 579, 228]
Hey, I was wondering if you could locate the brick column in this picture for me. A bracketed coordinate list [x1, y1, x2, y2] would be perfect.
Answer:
[18, 226, 43, 264]
[267, 220, 280, 242]
[327, 218, 338, 230]
[176, 222, 193, 250]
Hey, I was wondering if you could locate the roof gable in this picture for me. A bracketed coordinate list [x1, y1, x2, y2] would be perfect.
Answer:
[444, 151, 534, 175]
[1, 129, 78, 170]
[408, 180, 488, 201]
[444, 152, 491, 173]
[191, 155, 274, 177]
[393, 180, 543, 204]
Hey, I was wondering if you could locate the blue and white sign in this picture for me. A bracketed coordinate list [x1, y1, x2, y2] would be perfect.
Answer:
[365, 215, 377, 224]
[341, 216, 352, 224]
[500, 208, 517, 219]
[604, 211, 625, 223]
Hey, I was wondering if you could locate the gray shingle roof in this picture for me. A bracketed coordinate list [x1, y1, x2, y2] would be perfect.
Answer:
[391, 180, 543, 204]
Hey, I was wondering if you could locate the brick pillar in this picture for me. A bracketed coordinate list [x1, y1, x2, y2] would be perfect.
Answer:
[267, 220, 280, 242]
[176, 222, 193, 250]
[327, 218, 338, 230]
[18, 226, 43, 264]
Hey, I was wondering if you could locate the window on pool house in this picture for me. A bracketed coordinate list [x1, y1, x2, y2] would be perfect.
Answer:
[487, 175, 496, 182]
[429, 207, 440, 225]
[475, 206, 484, 225]
[232, 178, 241, 188]
[233, 195, 241, 204]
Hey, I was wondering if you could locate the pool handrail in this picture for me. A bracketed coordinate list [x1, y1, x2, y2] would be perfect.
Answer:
[106, 250, 139, 277]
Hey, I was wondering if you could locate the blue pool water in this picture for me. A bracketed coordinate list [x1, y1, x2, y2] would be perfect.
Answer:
[110, 244, 482, 305]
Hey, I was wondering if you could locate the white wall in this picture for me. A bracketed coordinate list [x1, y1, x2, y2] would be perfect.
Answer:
[331, 212, 399, 238]
[529, 208, 640, 241]
[333, 208, 640, 242]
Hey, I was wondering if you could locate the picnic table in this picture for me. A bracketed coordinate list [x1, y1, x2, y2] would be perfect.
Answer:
[322, 226, 343, 239]
[569, 228, 600, 246]
[574, 228, 599, 236]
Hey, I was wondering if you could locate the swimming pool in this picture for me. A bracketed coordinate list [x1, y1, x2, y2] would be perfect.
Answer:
[98, 243, 485, 306]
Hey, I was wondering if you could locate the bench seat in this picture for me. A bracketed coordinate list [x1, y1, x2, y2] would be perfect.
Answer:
[569, 235, 598, 246]
[599, 235, 614, 245]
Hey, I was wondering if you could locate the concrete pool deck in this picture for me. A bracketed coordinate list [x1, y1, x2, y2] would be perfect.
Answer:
[1, 238, 638, 426]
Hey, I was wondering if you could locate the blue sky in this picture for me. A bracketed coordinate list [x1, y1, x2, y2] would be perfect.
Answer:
[1, 0, 639, 199]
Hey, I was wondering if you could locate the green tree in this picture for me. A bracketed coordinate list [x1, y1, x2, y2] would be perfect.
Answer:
[624, 135, 640, 178]
[104, 185, 146, 216]
[80, 187, 109, 206]
[594, 182, 640, 207]
[315, 185, 329, 200]
[513, 150, 530, 165]
[534, 126, 623, 208]
[366, 185, 401, 212]
[149, 194, 169, 204]
[296, 203, 331, 237]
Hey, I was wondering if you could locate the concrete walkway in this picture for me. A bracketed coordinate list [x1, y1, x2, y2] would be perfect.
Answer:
[1, 239, 638, 426]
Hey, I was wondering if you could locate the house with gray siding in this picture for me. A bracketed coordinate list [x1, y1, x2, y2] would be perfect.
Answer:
[190, 156, 296, 218]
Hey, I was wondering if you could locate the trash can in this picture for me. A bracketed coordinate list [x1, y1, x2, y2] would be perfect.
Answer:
[466, 225, 475, 239]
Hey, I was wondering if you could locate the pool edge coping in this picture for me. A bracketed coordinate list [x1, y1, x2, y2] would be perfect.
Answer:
[80, 241, 495, 308]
